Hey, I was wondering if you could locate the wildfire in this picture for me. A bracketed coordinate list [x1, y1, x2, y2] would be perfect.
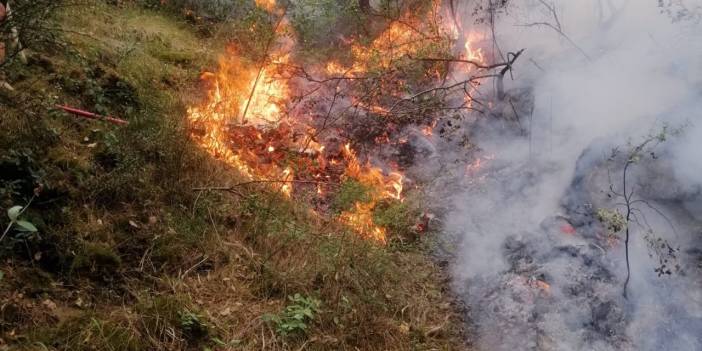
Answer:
[337, 144, 406, 242]
[255, 0, 276, 12]
[328, 18, 438, 78]
[340, 202, 388, 244]
[187, 48, 292, 186]
[188, 51, 404, 243]
[354, 22, 423, 70]
[185, 1, 510, 244]
[463, 33, 486, 64]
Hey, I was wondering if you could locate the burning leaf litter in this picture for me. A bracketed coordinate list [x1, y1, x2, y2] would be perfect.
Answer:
[187, 0, 487, 243]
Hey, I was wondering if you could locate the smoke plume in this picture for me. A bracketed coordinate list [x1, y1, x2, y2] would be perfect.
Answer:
[429, 1, 702, 350]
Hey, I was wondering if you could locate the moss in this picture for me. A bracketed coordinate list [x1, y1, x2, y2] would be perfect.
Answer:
[71, 242, 122, 279]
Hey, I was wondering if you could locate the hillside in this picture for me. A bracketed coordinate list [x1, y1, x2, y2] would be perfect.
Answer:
[0, 2, 465, 350]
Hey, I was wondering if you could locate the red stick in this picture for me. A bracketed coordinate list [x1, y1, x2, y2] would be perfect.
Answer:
[55, 105, 129, 126]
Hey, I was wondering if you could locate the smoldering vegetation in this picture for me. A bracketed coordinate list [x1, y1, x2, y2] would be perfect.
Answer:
[406, 0, 702, 350]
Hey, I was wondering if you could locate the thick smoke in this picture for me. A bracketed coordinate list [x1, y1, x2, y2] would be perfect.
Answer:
[431, 1, 702, 350]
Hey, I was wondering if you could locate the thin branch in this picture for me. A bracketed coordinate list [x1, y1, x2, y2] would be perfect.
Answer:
[517, 21, 591, 61]
[193, 180, 338, 192]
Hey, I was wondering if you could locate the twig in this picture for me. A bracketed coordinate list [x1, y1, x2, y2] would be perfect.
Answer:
[193, 179, 338, 192]
[517, 21, 591, 61]
[240, 5, 289, 124]
[180, 255, 209, 279]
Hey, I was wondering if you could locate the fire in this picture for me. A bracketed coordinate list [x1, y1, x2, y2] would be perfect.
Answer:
[465, 158, 483, 176]
[240, 56, 290, 126]
[189, 49, 404, 243]
[386, 172, 404, 201]
[329, 19, 438, 78]
[354, 22, 422, 69]
[188, 49, 289, 127]
[188, 47, 293, 194]
[338, 143, 406, 243]
[463, 33, 485, 63]
[280, 167, 293, 197]
[255, 0, 276, 11]
[339, 202, 388, 244]
[560, 224, 576, 235]
[325, 61, 347, 75]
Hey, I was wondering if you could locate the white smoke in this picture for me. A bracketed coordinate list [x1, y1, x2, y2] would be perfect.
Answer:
[437, 1, 702, 350]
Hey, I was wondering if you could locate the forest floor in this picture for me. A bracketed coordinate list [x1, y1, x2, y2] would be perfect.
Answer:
[0, 2, 467, 350]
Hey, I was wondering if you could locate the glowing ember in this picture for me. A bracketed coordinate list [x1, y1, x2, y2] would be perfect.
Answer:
[560, 224, 576, 235]
[532, 279, 551, 294]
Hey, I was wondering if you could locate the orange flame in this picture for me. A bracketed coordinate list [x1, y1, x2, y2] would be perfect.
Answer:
[255, 0, 276, 11]
[187, 47, 292, 191]
[463, 33, 485, 64]
[338, 144, 405, 243]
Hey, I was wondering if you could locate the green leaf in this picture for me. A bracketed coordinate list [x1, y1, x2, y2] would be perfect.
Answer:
[0, 271, 4, 282]
[7, 206, 22, 221]
[15, 220, 37, 232]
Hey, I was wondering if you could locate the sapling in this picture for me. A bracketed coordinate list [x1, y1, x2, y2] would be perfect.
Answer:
[605, 127, 681, 298]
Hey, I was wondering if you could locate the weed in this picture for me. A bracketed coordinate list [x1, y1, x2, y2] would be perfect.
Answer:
[1, 199, 38, 243]
[178, 309, 209, 340]
[264, 293, 321, 337]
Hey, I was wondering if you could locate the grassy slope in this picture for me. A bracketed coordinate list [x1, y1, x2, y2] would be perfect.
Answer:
[0, 3, 464, 350]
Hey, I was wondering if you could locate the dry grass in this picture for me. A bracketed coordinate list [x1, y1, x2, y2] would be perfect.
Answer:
[0, 2, 467, 350]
